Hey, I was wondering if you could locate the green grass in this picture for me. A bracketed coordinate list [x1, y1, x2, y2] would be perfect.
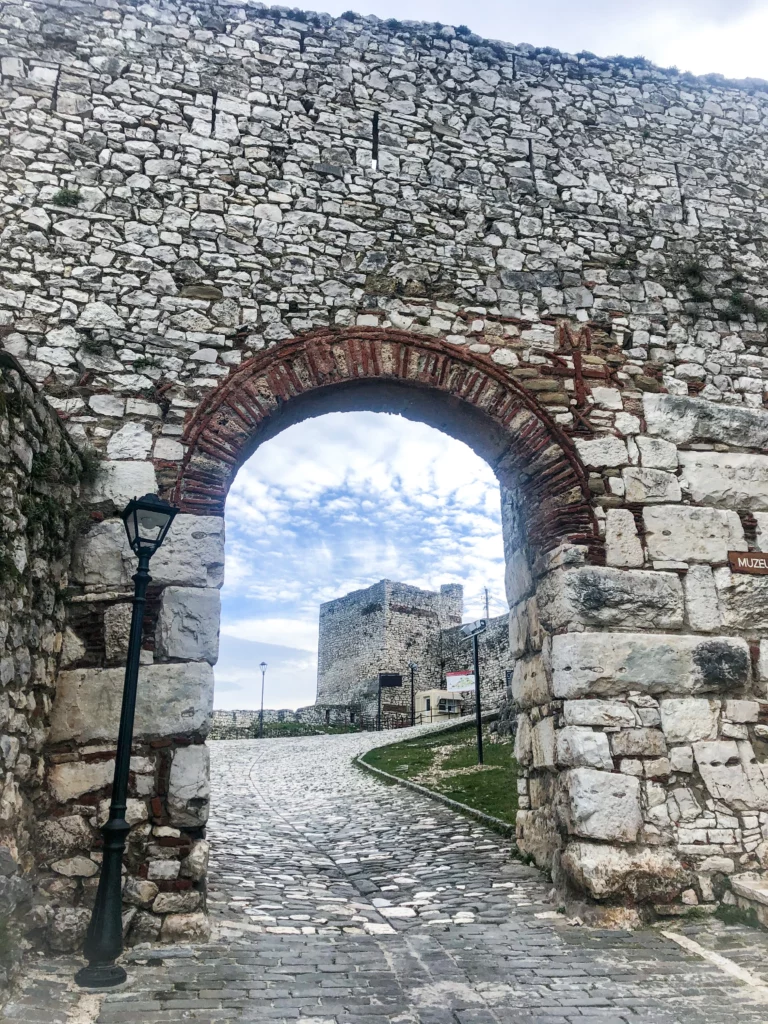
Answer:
[362, 725, 519, 825]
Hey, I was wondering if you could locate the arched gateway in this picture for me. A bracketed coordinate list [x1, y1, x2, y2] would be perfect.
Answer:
[3, 0, 768, 954]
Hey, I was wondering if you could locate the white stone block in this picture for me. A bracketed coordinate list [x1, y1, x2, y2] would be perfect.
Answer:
[623, 467, 681, 503]
[88, 394, 125, 417]
[531, 717, 555, 768]
[670, 746, 694, 773]
[660, 699, 719, 744]
[693, 740, 768, 811]
[684, 564, 721, 632]
[157, 588, 220, 664]
[643, 393, 768, 448]
[511, 653, 551, 709]
[167, 744, 210, 827]
[724, 700, 759, 723]
[679, 451, 768, 511]
[150, 515, 225, 588]
[561, 768, 642, 843]
[605, 509, 643, 568]
[154, 437, 184, 461]
[538, 567, 683, 630]
[49, 663, 214, 744]
[552, 632, 750, 699]
[713, 568, 768, 632]
[76, 301, 126, 330]
[563, 699, 636, 728]
[71, 520, 132, 589]
[84, 460, 157, 509]
[556, 726, 613, 769]
[561, 841, 685, 900]
[636, 435, 678, 470]
[643, 505, 745, 563]
[104, 603, 132, 662]
[106, 421, 153, 460]
[573, 435, 628, 468]
[591, 387, 623, 410]
[49, 759, 114, 802]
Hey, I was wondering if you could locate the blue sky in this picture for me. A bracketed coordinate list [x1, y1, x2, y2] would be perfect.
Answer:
[215, 413, 507, 709]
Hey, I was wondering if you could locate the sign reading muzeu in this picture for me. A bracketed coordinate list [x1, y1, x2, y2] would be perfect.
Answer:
[728, 551, 768, 575]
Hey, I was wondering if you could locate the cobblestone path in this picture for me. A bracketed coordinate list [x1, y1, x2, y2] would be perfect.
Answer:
[7, 728, 768, 1023]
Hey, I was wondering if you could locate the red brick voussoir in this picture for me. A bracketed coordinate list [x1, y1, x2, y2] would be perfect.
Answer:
[172, 327, 602, 562]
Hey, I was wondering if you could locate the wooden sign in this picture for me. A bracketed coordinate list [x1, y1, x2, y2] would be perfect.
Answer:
[728, 551, 768, 575]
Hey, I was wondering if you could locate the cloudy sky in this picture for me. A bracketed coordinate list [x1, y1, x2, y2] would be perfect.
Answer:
[303, 0, 768, 80]
[215, 2, 767, 711]
[217, 413, 507, 709]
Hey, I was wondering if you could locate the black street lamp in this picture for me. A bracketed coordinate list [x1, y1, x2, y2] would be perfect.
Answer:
[408, 662, 418, 726]
[460, 619, 487, 765]
[258, 661, 267, 738]
[75, 493, 178, 989]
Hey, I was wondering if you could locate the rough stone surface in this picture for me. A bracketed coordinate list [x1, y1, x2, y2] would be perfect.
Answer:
[556, 726, 613, 770]
[644, 394, 768, 448]
[643, 505, 746, 563]
[560, 768, 642, 843]
[561, 842, 688, 901]
[679, 451, 768, 511]
[156, 587, 221, 665]
[660, 699, 720, 744]
[49, 663, 214, 743]
[167, 744, 211, 827]
[605, 509, 644, 568]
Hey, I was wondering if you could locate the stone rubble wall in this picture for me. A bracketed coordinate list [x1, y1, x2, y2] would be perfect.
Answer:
[439, 612, 511, 709]
[0, 354, 84, 979]
[1, 0, 768, 933]
[209, 704, 352, 737]
[317, 579, 466, 709]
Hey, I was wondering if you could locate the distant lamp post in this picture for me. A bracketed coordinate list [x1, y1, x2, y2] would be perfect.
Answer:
[460, 619, 487, 765]
[408, 662, 418, 726]
[75, 494, 178, 989]
[258, 661, 268, 738]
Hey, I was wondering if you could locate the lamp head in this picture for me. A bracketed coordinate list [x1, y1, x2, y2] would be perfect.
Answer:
[122, 493, 178, 559]
[459, 618, 487, 641]
[260, 661, 267, 672]
[408, 662, 418, 671]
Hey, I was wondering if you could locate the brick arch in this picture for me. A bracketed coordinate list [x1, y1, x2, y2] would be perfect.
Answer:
[172, 327, 601, 561]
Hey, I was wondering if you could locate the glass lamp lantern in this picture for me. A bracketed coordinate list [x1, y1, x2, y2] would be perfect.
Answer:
[121, 493, 178, 558]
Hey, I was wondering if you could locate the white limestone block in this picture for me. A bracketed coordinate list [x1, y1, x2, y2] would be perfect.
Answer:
[678, 451, 768, 511]
[643, 505, 745, 563]
[88, 394, 125, 417]
[591, 387, 623, 410]
[605, 509, 644, 568]
[635, 435, 678, 470]
[84, 460, 157, 509]
[561, 768, 642, 843]
[103, 603, 132, 662]
[71, 520, 131, 589]
[167, 744, 210, 827]
[573, 435, 628, 468]
[49, 759, 114, 803]
[693, 740, 768, 811]
[49, 663, 214, 744]
[76, 302, 126, 330]
[713, 567, 768, 631]
[561, 841, 685, 900]
[511, 653, 551, 709]
[154, 437, 184, 460]
[552, 631, 750, 699]
[514, 713, 532, 766]
[643, 393, 768, 448]
[660, 699, 719, 744]
[684, 564, 722, 632]
[562, 699, 636, 729]
[531, 717, 555, 768]
[504, 547, 533, 607]
[556, 726, 613, 770]
[538, 567, 683, 630]
[151, 515, 225, 588]
[670, 746, 694, 773]
[623, 467, 681, 503]
[157, 587, 220, 664]
[724, 700, 759, 723]
[106, 421, 153, 460]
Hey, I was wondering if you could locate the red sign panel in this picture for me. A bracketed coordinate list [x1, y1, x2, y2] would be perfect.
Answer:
[728, 551, 768, 575]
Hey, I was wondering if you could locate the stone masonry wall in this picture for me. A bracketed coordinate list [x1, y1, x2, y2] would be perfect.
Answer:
[317, 579, 463, 712]
[0, 353, 84, 978]
[4, 0, 768, 930]
[440, 612, 510, 710]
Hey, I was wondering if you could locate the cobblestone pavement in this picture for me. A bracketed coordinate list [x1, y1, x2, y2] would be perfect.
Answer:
[7, 726, 768, 1023]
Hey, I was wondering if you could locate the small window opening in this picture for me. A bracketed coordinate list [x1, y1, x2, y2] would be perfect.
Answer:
[325, 709, 330, 724]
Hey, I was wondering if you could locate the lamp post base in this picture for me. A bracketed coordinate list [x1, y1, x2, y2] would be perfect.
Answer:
[75, 963, 127, 988]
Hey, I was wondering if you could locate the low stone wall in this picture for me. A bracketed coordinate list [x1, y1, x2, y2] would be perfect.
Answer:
[0, 355, 85, 980]
[210, 704, 352, 738]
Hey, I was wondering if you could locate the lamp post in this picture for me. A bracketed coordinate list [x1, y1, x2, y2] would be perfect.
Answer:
[408, 662, 418, 726]
[460, 619, 487, 765]
[258, 661, 267, 738]
[75, 493, 178, 989]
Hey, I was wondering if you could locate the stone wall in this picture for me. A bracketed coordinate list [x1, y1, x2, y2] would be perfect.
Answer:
[440, 613, 511, 709]
[3, 0, 768, 928]
[317, 579, 463, 711]
[0, 353, 84, 976]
